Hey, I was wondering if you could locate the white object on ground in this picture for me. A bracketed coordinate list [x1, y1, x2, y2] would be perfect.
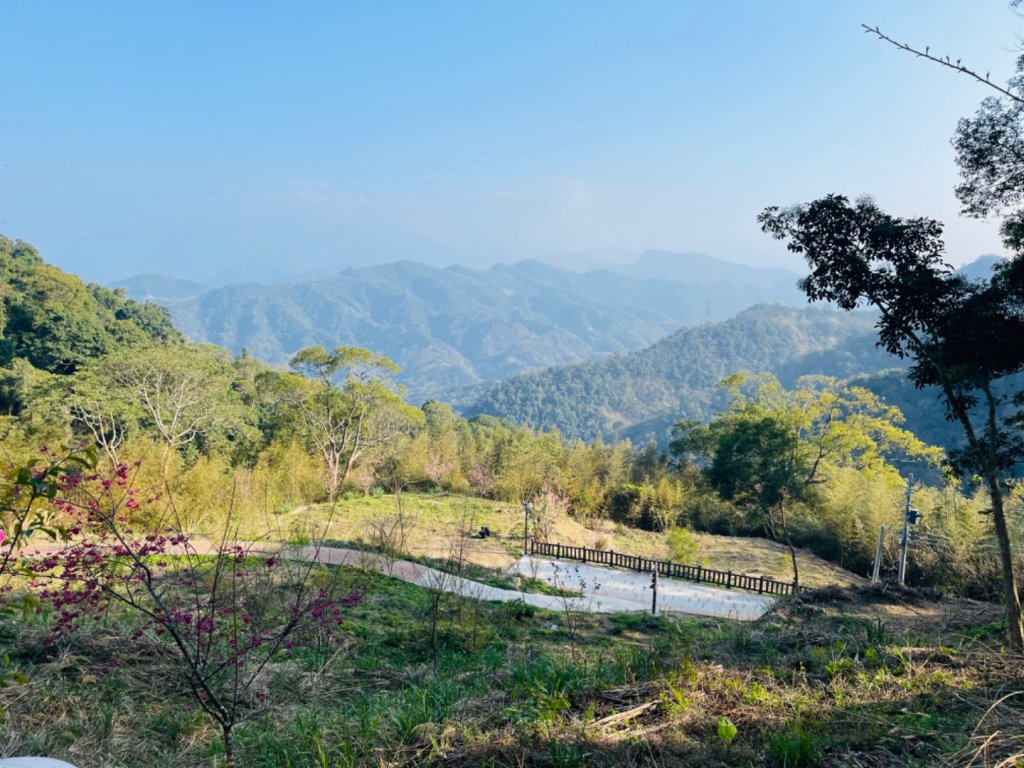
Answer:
[0, 759, 80, 767]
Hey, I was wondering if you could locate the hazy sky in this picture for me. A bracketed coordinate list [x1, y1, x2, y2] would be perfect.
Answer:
[1, 2, 1020, 282]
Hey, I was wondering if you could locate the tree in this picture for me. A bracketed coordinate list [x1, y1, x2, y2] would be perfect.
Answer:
[707, 413, 808, 590]
[287, 346, 422, 500]
[673, 374, 939, 592]
[67, 366, 141, 467]
[101, 345, 253, 479]
[20, 451, 358, 767]
[760, 196, 1024, 650]
[490, 426, 564, 504]
[802, 16, 1024, 648]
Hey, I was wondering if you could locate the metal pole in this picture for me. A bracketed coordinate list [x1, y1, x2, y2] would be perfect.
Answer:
[871, 525, 887, 583]
[651, 569, 658, 616]
[898, 474, 913, 586]
[522, 501, 529, 555]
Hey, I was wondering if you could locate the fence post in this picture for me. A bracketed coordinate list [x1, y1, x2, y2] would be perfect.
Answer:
[758, 576, 764, 594]
[695, 565, 702, 583]
[726, 570, 732, 589]
[582, 547, 587, 564]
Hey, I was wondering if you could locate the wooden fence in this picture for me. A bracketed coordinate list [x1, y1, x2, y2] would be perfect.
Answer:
[528, 540, 804, 596]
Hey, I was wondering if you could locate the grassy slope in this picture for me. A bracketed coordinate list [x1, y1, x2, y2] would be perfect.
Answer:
[1, 565, 1018, 768]
[279, 492, 864, 589]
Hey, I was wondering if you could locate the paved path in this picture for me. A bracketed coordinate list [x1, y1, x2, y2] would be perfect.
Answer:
[512, 556, 774, 621]
[20, 540, 774, 621]
[295, 545, 774, 621]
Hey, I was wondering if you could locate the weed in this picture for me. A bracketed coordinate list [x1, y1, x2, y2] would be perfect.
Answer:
[547, 740, 587, 768]
[768, 718, 822, 767]
[864, 617, 888, 645]
[717, 716, 738, 743]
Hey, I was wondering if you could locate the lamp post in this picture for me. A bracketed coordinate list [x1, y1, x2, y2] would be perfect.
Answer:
[522, 501, 531, 555]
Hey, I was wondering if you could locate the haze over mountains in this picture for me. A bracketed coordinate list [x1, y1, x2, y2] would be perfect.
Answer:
[113, 250, 804, 404]
[53, 220, 462, 286]
[112, 250, 1006, 449]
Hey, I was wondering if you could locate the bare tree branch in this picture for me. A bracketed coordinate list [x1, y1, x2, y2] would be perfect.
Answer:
[863, 24, 1024, 105]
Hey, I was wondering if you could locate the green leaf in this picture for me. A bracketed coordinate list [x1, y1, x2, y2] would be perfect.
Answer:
[19, 593, 39, 619]
[717, 716, 738, 743]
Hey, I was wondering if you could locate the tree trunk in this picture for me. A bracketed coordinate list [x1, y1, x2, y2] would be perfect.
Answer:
[161, 442, 173, 482]
[986, 474, 1024, 652]
[777, 501, 800, 597]
[222, 724, 236, 767]
[948, 384, 1024, 653]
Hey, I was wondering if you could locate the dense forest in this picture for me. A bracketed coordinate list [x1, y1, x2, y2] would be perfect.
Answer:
[468, 304, 889, 441]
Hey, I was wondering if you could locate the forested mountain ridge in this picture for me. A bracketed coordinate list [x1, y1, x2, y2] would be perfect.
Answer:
[113, 254, 805, 404]
[466, 305, 896, 443]
[0, 236, 182, 413]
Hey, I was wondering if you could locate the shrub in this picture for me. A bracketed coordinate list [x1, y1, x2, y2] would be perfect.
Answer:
[667, 526, 700, 564]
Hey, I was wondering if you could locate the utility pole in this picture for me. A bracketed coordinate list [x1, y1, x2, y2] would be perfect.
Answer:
[650, 568, 659, 616]
[871, 525, 887, 583]
[898, 474, 913, 586]
[522, 501, 530, 556]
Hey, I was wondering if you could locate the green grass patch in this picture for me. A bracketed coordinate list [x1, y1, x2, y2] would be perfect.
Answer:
[0, 562, 1016, 767]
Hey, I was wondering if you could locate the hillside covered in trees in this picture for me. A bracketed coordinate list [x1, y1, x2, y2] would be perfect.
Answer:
[0, 236, 182, 415]
[0, 234, 1010, 596]
[467, 304, 897, 442]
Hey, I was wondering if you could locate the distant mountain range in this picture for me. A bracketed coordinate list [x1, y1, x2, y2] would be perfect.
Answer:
[114, 251, 1006, 445]
[113, 251, 806, 404]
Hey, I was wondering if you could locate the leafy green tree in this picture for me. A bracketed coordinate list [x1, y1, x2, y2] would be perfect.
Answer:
[288, 346, 422, 500]
[809, 17, 1024, 648]
[420, 401, 467, 489]
[707, 413, 808, 590]
[761, 196, 1024, 649]
[674, 375, 938, 591]
[491, 426, 564, 504]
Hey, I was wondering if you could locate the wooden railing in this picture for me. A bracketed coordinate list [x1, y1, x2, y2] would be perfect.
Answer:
[528, 540, 804, 596]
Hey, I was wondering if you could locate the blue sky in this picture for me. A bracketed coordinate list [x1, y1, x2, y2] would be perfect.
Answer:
[1, 2, 1020, 282]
